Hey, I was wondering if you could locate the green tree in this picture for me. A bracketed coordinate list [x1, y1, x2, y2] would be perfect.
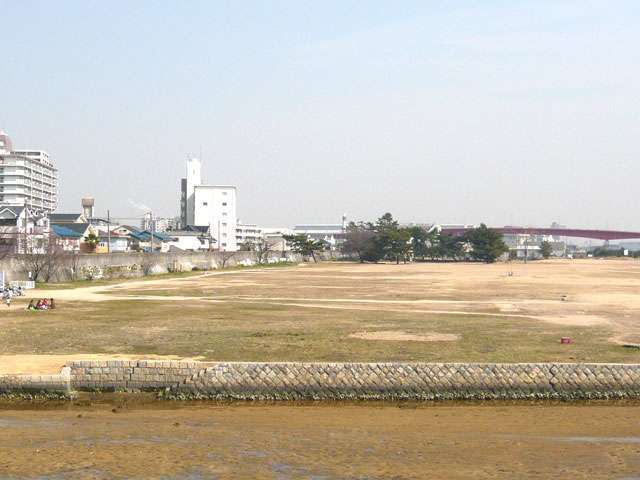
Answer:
[374, 213, 406, 263]
[341, 221, 382, 262]
[388, 227, 412, 264]
[540, 241, 553, 259]
[283, 234, 327, 262]
[432, 233, 465, 260]
[463, 224, 508, 263]
[84, 231, 99, 253]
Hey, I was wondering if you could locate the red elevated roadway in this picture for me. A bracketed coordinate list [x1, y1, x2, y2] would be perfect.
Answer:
[440, 226, 640, 242]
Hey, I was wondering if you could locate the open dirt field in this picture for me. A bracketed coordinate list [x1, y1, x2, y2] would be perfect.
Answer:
[1, 259, 640, 373]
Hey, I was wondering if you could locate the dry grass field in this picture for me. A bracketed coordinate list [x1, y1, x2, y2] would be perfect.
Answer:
[1, 259, 640, 372]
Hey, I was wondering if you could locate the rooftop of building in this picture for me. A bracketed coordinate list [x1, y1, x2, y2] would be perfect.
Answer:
[49, 213, 86, 223]
[50, 222, 92, 235]
[194, 184, 237, 190]
[169, 230, 211, 237]
[128, 230, 173, 242]
[182, 225, 210, 234]
[51, 224, 84, 239]
[0, 206, 25, 217]
[294, 224, 344, 231]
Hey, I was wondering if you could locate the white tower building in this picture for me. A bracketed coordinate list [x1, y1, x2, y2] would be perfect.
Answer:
[180, 157, 238, 251]
[185, 157, 201, 225]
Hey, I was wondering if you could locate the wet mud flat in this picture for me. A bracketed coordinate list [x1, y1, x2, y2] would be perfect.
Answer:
[1, 396, 640, 479]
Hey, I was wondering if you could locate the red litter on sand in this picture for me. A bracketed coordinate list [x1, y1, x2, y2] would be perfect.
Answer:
[560, 337, 572, 344]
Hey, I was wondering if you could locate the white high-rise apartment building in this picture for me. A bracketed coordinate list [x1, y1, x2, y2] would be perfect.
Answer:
[180, 157, 238, 251]
[0, 130, 58, 213]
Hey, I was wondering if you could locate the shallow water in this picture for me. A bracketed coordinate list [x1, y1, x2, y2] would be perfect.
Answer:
[1, 398, 640, 479]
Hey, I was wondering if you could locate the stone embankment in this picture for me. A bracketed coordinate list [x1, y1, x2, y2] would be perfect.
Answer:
[0, 367, 71, 399]
[1, 360, 640, 400]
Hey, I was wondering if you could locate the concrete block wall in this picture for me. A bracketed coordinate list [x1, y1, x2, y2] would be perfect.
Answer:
[0, 250, 318, 283]
[5, 361, 640, 400]
[68, 360, 208, 391]
[0, 367, 70, 398]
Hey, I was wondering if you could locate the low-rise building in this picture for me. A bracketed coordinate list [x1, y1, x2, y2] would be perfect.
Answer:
[0, 205, 50, 254]
[95, 233, 130, 254]
[128, 230, 173, 252]
[502, 232, 564, 259]
[51, 224, 84, 252]
[50, 223, 94, 253]
[235, 222, 262, 248]
[261, 227, 294, 252]
[293, 217, 347, 250]
[165, 230, 213, 251]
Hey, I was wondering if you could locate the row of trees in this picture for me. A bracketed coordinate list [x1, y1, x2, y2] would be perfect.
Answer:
[341, 213, 508, 263]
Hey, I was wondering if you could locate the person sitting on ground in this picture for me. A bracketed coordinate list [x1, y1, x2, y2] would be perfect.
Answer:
[36, 299, 45, 310]
[49, 298, 56, 310]
[27, 300, 37, 310]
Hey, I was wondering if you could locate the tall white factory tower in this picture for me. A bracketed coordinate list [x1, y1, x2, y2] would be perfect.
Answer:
[180, 157, 238, 251]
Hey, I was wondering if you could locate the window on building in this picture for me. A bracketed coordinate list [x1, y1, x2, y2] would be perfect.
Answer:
[222, 233, 227, 237]
[202, 202, 208, 206]
[222, 222, 227, 227]
[222, 212, 227, 216]
[222, 243, 227, 247]
[222, 191, 227, 195]
[222, 202, 227, 206]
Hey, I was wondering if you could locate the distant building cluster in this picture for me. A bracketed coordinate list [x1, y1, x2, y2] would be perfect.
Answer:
[1, 128, 636, 258]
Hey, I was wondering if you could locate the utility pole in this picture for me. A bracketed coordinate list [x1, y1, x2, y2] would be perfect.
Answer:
[150, 212, 154, 253]
[107, 209, 111, 254]
[23, 198, 28, 254]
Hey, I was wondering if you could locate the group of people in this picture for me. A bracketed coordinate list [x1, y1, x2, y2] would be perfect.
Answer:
[27, 298, 56, 311]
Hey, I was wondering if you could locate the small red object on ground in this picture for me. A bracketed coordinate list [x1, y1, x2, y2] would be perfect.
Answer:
[560, 337, 572, 344]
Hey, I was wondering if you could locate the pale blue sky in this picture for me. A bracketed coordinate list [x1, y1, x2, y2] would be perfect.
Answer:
[2, 1, 639, 228]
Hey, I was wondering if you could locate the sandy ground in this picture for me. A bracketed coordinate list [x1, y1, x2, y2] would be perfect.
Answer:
[349, 330, 460, 342]
[0, 400, 639, 479]
[0, 354, 206, 375]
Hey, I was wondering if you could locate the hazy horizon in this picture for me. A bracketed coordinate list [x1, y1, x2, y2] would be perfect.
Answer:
[2, 1, 639, 229]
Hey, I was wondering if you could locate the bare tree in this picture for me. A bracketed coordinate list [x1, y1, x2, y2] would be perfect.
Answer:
[64, 252, 82, 281]
[241, 238, 273, 264]
[20, 241, 66, 282]
[139, 254, 157, 276]
[218, 250, 236, 268]
[254, 239, 274, 264]
[42, 246, 67, 282]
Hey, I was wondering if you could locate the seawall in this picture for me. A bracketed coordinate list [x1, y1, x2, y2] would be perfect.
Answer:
[2, 360, 640, 401]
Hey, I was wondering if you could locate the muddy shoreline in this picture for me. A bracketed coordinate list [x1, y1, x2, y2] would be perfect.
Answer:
[1, 400, 639, 479]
